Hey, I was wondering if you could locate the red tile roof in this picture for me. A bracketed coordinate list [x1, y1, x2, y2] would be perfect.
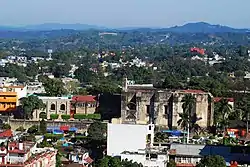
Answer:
[214, 97, 234, 103]
[182, 89, 205, 94]
[0, 129, 12, 138]
[72, 95, 96, 102]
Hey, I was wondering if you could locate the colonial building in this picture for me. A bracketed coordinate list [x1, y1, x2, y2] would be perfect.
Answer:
[71, 95, 97, 115]
[120, 78, 214, 129]
[33, 96, 71, 120]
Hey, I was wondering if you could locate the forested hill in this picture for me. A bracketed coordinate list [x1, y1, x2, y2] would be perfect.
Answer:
[0, 22, 250, 51]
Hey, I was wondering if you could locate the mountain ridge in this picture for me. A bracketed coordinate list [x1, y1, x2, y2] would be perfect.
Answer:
[0, 22, 249, 33]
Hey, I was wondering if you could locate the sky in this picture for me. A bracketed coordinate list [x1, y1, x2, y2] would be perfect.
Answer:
[0, 0, 249, 28]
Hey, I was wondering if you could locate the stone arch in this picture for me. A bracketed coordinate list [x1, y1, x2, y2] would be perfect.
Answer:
[60, 104, 66, 110]
[50, 103, 56, 110]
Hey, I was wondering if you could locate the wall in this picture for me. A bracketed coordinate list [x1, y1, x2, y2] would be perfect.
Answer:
[172, 92, 213, 128]
[9, 119, 92, 130]
[107, 123, 149, 156]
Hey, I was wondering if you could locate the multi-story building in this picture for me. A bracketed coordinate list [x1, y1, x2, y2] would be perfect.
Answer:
[0, 140, 57, 167]
[0, 92, 17, 112]
[0, 85, 27, 105]
[33, 96, 71, 120]
[120, 78, 214, 128]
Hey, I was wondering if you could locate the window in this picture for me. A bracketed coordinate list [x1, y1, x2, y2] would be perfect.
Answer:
[50, 104, 56, 110]
[60, 104, 66, 110]
[176, 157, 181, 163]
[149, 125, 151, 130]
[164, 105, 168, 115]
[146, 105, 150, 115]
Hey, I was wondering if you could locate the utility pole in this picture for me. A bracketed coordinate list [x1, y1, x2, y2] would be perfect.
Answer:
[187, 119, 190, 144]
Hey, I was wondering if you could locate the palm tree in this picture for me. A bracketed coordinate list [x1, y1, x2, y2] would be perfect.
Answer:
[217, 98, 233, 132]
[178, 93, 196, 143]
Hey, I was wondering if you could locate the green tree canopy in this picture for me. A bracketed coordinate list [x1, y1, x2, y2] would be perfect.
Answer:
[20, 95, 46, 119]
[196, 155, 226, 167]
[95, 156, 142, 167]
[88, 121, 107, 142]
[42, 77, 67, 96]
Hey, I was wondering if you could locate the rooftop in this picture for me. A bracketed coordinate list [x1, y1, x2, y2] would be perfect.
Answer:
[72, 95, 96, 102]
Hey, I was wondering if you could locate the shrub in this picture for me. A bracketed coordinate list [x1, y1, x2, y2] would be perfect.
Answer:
[27, 125, 38, 134]
[61, 114, 71, 120]
[193, 135, 200, 139]
[16, 126, 25, 132]
[50, 114, 59, 120]
[44, 133, 63, 140]
[74, 114, 101, 120]
[2, 123, 11, 130]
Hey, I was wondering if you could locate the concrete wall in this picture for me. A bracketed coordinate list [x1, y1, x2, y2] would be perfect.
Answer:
[172, 92, 211, 128]
[121, 90, 172, 126]
[9, 119, 92, 130]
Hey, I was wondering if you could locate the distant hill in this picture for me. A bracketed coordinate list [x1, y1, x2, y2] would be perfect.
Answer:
[166, 22, 249, 33]
[0, 23, 106, 31]
[0, 22, 249, 33]
[22, 23, 106, 31]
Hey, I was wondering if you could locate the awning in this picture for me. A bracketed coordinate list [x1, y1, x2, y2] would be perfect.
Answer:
[53, 129, 64, 134]
[60, 125, 69, 131]
[69, 127, 78, 132]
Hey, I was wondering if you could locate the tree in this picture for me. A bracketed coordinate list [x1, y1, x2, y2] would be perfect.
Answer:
[27, 125, 38, 134]
[88, 121, 107, 142]
[215, 98, 232, 130]
[39, 112, 47, 119]
[56, 152, 62, 167]
[196, 155, 226, 167]
[20, 95, 46, 119]
[42, 77, 67, 96]
[39, 119, 47, 134]
[167, 159, 176, 167]
[87, 80, 121, 95]
[95, 156, 142, 167]
[2, 123, 11, 130]
[178, 94, 196, 143]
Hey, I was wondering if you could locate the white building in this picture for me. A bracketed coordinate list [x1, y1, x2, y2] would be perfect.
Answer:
[121, 149, 168, 167]
[107, 123, 154, 157]
[27, 82, 45, 95]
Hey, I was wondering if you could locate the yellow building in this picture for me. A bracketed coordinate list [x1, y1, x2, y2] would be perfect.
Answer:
[0, 92, 17, 112]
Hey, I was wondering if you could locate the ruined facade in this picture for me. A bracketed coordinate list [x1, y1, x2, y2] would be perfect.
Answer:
[121, 79, 214, 129]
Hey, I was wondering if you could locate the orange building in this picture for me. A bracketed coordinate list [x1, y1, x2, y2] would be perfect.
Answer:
[0, 92, 17, 112]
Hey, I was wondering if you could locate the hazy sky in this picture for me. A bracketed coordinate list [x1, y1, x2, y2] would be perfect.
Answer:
[0, 0, 249, 28]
